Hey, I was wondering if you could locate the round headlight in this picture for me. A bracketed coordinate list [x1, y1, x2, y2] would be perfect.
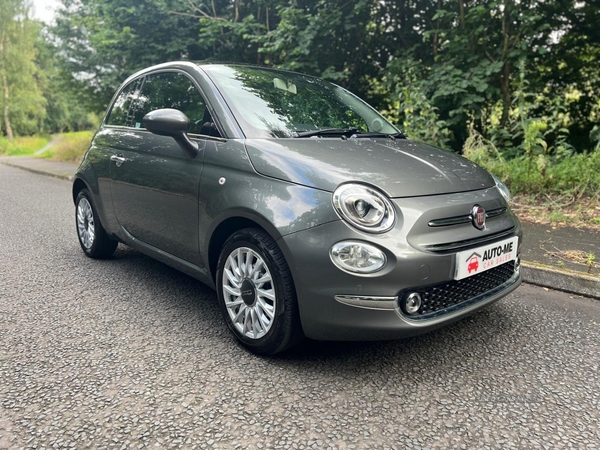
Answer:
[332, 183, 395, 233]
[330, 241, 387, 274]
[492, 174, 511, 203]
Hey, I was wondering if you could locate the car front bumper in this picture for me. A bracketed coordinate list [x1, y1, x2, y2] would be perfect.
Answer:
[278, 197, 522, 341]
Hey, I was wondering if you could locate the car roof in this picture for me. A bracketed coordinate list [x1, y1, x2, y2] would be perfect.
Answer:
[121, 61, 318, 87]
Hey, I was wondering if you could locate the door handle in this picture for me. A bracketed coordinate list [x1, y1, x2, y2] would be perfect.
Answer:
[110, 154, 126, 167]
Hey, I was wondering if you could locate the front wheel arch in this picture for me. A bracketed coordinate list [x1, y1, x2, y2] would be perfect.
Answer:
[208, 215, 282, 283]
[72, 178, 88, 204]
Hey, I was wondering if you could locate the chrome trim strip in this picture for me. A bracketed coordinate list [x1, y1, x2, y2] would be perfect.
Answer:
[398, 271, 521, 322]
[424, 226, 516, 252]
[486, 207, 507, 218]
[427, 214, 471, 227]
[334, 295, 398, 310]
[428, 207, 507, 227]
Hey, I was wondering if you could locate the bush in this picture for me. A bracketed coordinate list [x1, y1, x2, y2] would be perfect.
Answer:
[46, 131, 94, 163]
[464, 127, 600, 198]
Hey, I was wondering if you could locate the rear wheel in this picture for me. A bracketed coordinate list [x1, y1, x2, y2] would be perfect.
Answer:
[216, 228, 303, 355]
[75, 188, 118, 259]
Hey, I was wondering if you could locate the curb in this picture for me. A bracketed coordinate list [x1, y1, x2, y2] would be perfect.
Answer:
[521, 261, 600, 299]
[0, 161, 74, 182]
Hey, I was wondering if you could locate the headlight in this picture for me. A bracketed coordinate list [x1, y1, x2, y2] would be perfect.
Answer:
[492, 174, 511, 203]
[332, 183, 395, 233]
[330, 241, 387, 274]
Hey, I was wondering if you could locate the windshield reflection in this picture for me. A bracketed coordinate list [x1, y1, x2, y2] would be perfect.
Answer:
[203, 65, 397, 138]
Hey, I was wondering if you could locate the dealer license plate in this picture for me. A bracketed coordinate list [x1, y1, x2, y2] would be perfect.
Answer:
[454, 236, 518, 280]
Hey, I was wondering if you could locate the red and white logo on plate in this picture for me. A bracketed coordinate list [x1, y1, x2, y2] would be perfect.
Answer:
[455, 236, 518, 280]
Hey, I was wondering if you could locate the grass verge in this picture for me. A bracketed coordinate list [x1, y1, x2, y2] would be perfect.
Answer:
[0, 135, 51, 156]
[39, 131, 94, 163]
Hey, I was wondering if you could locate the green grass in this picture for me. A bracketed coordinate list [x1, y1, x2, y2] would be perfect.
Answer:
[1, 131, 94, 162]
[0, 135, 51, 156]
[547, 211, 572, 223]
[42, 131, 95, 163]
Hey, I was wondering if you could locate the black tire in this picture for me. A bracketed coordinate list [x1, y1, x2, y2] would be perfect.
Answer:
[216, 228, 304, 355]
[75, 188, 118, 259]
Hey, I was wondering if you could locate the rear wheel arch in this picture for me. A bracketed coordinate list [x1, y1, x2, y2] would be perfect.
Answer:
[75, 188, 118, 258]
[73, 176, 115, 241]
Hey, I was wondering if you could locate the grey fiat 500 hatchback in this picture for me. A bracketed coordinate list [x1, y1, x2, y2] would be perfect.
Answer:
[73, 61, 522, 355]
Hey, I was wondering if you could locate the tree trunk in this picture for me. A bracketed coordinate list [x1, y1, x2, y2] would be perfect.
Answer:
[499, 62, 511, 128]
[499, 0, 512, 128]
[0, 33, 14, 141]
[433, 0, 442, 56]
[2, 71, 13, 141]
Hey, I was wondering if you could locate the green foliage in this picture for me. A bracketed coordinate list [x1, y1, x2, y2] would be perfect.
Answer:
[42, 131, 94, 163]
[44, 0, 600, 159]
[0, 1, 47, 138]
[462, 65, 594, 197]
[53, 0, 209, 111]
[508, 67, 575, 166]
[0, 135, 50, 155]
[0, 0, 596, 199]
[468, 132, 600, 198]
[462, 127, 504, 169]
[376, 58, 453, 148]
[464, 71, 600, 199]
[35, 36, 101, 134]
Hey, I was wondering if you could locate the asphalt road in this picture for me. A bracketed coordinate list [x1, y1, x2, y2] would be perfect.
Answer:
[1, 164, 599, 450]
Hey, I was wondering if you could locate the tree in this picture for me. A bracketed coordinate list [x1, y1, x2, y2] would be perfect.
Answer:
[0, 0, 47, 139]
[53, 0, 209, 112]
[48, 0, 599, 154]
[35, 30, 101, 133]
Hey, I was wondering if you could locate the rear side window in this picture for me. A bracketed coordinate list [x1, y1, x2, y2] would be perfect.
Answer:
[132, 72, 207, 134]
[106, 79, 142, 127]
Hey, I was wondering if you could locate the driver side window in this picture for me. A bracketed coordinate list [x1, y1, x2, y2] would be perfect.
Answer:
[132, 71, 217, 136]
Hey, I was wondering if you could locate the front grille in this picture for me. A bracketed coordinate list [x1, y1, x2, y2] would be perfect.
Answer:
[423, 227, 516, 253]
[428, 207, 507, 228]
[400, 261, 516, 319]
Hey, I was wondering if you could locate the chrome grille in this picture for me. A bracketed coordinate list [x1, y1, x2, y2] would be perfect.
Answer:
[399, 261, 516, 318]
[428, 207, 506, 227]
[423, 227, 516, 253]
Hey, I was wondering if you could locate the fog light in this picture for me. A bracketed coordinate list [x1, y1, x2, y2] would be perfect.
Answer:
[403, 292, 422, 315]
[330, 241, 386, 274]
[514, 256, 521, 273]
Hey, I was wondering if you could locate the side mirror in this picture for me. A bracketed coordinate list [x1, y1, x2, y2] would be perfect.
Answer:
[142, 108, 199, 158]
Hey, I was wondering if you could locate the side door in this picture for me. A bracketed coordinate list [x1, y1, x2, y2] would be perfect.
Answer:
[108, 70, 212, 265]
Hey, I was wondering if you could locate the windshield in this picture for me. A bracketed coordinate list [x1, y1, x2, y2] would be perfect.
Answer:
[202, 65, 399, 139]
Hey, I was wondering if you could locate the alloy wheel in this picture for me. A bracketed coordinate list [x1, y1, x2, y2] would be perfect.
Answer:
[77, 197, 95, 249]
[222, 247, 276, 339]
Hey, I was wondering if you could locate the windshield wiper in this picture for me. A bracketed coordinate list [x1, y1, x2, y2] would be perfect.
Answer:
[350, 131, 408, 140]
[294, 128, 408, 139]
[294, 128, 361, 138]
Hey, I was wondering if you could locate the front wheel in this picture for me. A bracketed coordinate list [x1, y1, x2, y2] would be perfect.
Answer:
[75, 188, 118, 259]
[216, 228, 304, 355]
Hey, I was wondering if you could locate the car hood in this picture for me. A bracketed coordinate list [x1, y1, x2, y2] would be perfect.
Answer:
[244, 138, 494, 198]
